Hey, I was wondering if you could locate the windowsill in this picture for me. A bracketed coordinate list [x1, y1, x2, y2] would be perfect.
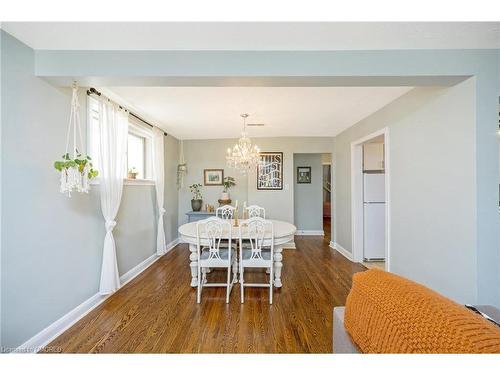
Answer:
[90, 178, 155, 186]
[124, 178, 155, 186]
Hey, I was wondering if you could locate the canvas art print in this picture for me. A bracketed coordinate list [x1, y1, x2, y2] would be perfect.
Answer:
[257, 152, 283, 190]
[297, 167, 311, 183]
[204, 169, 224, 185]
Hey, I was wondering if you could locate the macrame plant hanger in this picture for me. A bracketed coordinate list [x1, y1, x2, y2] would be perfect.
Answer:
[60, 82, 91, 196]
[177, 140, 187, 189]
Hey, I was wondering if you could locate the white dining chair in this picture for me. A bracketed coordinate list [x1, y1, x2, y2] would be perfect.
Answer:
[215, 204, 237, 251]
[216, 205, 235, 220]
[238, 217, 275, 304]
[241, 205, 266, 250]
[244, 205, 266, 219]
[196, 217, 237, 304]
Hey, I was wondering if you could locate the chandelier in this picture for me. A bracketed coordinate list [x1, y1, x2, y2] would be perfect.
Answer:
[226, 114, 261, 173]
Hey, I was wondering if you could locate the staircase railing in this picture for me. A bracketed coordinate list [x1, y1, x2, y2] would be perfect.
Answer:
[323, 180, 331, 193]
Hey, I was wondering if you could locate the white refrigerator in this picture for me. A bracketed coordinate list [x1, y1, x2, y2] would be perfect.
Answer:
[363, 173, 386, 260]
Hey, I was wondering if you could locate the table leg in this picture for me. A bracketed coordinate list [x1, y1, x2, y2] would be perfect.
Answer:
[273, 246, 283, 288]
[189, 244, 198, 287]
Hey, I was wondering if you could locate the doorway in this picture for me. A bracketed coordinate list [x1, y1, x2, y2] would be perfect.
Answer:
[322, 155, 332, 243]
[293, 153, 332, 241]
[351, 128, 390, 271]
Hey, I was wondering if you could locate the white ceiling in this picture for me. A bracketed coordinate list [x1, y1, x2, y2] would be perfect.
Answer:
[2, 22, 499, 50]
[106, 86, 414, 139]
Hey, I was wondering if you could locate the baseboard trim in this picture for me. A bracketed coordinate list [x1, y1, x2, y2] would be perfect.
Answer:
[120, 253, 160, 286]
[329, 241, 354, 262]
[13, 292, 108, 354]
[13, 237, 180, 354]
[295, 230, 324, 236]
[166, 238, 180, 254]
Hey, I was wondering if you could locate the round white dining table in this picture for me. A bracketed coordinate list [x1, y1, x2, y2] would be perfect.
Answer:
[178, 219, 296, 288]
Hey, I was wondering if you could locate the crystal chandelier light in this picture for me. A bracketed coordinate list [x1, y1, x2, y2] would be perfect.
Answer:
[226, 114, 261, 173]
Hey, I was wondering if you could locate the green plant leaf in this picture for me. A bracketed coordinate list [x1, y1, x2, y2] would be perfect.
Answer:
[54, 161, 63, 171]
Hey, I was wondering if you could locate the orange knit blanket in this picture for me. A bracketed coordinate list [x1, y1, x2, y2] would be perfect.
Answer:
[344, 269, 500, 353]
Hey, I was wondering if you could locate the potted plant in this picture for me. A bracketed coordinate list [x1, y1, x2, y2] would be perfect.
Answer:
[128, 167, 139, 179]
[54, 151, 99, 196]
[220, 176, 236, 201]
[189, 183, 203, 211]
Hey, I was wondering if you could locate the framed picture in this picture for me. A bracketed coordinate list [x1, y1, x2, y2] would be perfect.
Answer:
[257, 152, 283, 190]
[204, 169, 224, 186]
[297, 166, 312, 184]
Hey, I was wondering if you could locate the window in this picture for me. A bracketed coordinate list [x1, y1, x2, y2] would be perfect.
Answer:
[88, 96, 154, 183]
[127, 133, 145, 179]
[127, 119, 153, 180]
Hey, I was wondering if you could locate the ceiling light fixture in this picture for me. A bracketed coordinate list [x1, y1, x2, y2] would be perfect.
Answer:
[226, 114, 261, 173]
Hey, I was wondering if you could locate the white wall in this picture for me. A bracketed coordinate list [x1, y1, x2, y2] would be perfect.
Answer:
[0, 32, 180, 348]
[178, 138, 249, 225]
[498, 137, 500, 185]
[164, 135, 180, 244]
[246, 138, 334, 223]
[334, 80, 478, 304]
[33, 47, 500, 307]
[179, 137, 334, 225]
[293, 154, 323, 231]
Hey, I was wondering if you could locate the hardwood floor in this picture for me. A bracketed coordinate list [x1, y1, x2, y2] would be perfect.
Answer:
[45, 235, 366, 353]
[363, 261, 385, 271]
[323, 217, 331, 243]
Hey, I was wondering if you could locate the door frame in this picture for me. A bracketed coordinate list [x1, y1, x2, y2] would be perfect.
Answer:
[350, 127, 391, 271]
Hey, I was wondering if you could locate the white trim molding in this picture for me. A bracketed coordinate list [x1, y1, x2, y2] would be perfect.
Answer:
[295, 230, 324, 236]
[90, 178, 156, 186]
[14, 238, 180, 353]
[282, 241, 296, 249]
[124, 178, 156, 186]
[329, 241, 354, 262]
[166, 238, 180, 253]
[119, 252, 161, 286]
[12, 292, 108, 354]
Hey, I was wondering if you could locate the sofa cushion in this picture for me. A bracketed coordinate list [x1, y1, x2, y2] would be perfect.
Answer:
[344, 269, 500, 353]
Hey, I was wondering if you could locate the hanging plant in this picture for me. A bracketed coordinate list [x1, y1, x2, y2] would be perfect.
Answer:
[55, 82, 99, 197]
[54, 150, 98, 195]
[177, 140, 188, 190]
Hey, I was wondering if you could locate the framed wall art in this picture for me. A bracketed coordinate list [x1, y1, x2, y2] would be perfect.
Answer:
[297, 166, 311, 183]
[204, 169, 224, 186]
[257, 152, 283, 190]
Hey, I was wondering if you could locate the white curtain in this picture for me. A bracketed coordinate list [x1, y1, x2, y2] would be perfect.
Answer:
[98, 100, 129, 295]
[152, 127, 167, 255]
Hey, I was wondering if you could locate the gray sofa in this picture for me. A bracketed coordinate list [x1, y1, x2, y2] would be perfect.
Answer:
[333, 305, 500, 353]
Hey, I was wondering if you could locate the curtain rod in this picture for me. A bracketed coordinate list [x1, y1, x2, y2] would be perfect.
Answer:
[86, 87, 167, 136]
